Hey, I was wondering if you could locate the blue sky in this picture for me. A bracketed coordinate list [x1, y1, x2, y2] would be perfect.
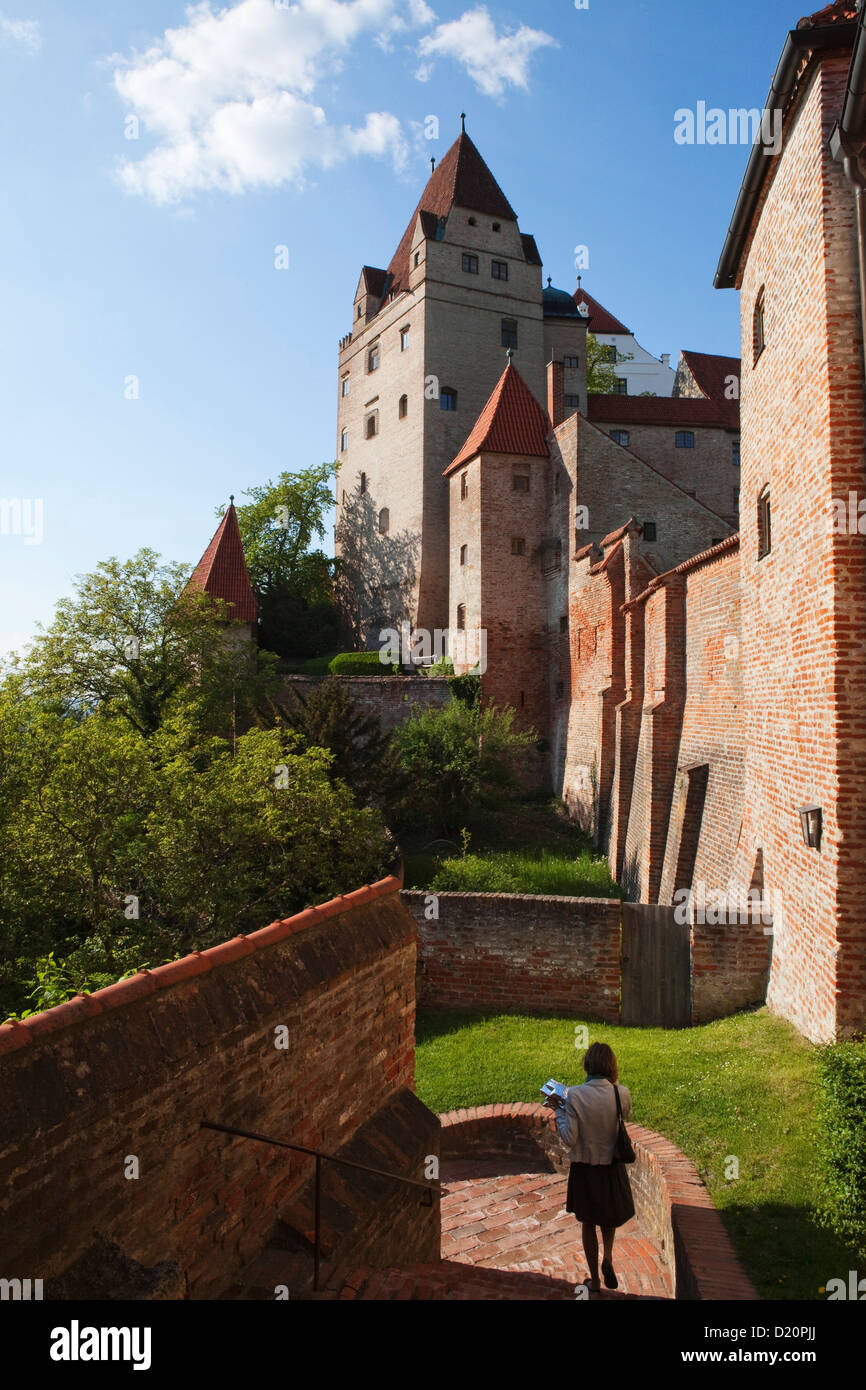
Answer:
[0, 0, 806, 657]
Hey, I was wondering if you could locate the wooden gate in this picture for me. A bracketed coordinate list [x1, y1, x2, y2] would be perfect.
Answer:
[620, 904, 691, 1027]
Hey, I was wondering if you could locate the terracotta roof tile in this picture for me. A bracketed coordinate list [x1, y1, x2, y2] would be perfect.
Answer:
[573, 288, 630, 335]
[186, 503, 258, 624]
[445, 363, 551, 474]
[588, 394, 735, 429]
[600, 519, 641, 548]
[679, 350, 741, 429]
[386, 133, 517, 301]
[798, 2, 858, 27]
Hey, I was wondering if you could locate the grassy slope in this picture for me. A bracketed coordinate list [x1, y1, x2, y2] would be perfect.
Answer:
[415, 1007, 854, 1301]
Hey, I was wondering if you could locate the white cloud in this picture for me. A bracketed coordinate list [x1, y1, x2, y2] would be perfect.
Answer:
[416, 6, 556, 101]
[0, 13, 42, 52]
[112, 0, 427, 203]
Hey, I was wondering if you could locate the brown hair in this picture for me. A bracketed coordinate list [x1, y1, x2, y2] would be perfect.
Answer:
[583, 1042, 618, 1082]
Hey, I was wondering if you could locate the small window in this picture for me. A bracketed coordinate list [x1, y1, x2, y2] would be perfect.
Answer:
[732, 439, 741, 466]
[511, 537, 526, 556]
[366, 415, 377, 439]
[676, 431, 695, 448]
[564, 355, 579, 369]
[615, 379, 628, 395]
[605, 345, 617, 364]
[460, 472, 468, 500]
[414, 251, 421, 268]
[468, 216, 477, 226]
[460, 544, 467, 566]
[398, 394, 408, 419]
[340, 429, 348, 452]
[456, 603, 466, 631]
[610, 429, 630, 446]
[512, 472, 530, 493]
[492, 222, 501, 232]
[492, 260, 508, 280]
[440, 388, 458, 412]
[341, 377, 349, 397]
[501, 319, 518, 349]
[758, 486, 771, 557]
[378, 507, 389, 535]
[367, 345, 379, 372]
[643, 521, 657, 542]
[360, 472, 367, 494]
[357, 303, 363, 319]
[555, 681, 564, 700]
[559, 615, 568, 634]
[564, 394, 580, 408]
[753, 288, 766, 365]
[400, 326, 410, 351]
[462, 253, 479, 274]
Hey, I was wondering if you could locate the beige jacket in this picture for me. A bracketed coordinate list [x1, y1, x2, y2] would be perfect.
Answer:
[554, 1077, 633, 1165]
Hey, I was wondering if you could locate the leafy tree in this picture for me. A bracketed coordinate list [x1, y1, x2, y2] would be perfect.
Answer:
[277, 677, 392, 804]
[586, 333, 633, 394]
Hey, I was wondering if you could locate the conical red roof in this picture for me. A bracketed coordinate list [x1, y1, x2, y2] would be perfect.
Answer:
[187, 502, 258, 623]
[385, 133, 517, 300]
[445, 362, 551, 474]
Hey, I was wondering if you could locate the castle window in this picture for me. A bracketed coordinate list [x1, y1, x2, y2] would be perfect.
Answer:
[462, 254, 479, 274]
[456, 603, 466, 630]
[414, 252, 421, 268]
[564, 355, 579, 369]
[399, 394, 408, 419]
[365, 414, 377, 439]
[492, 222, 501, 232]
[565, 394, 580, 408]
[610, 430, 630, 446]
[753, 288, 766, 365]
[341, 376, 349, 397]
[512, 472, 530, 492]
[340, 429, 348, 452]
[460, 544, 467, 566]
[367, 345, 379, 373]
[357, 303, 363, 319]
[460, 472, 468, 500]
[440, 388, 458, 411]
[492, 260, 508, 280]
[560, 615, 568, 634]
[468, 216, 477, 226]
[615, 379, 628, 395]
[511, 537, 526, 556]
[676, 431, 695, 448]
[643, 521, 657, 541]
[378, 507, 390, 535]
[400, 326, 410, 351]
[758, 486, 771, 558]
[501, 319, 518, 349]
[732, 439, 741, 466]
[360, 472, 367, 494]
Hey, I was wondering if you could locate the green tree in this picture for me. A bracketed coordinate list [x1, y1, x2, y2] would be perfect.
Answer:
[277, 677, 392, 804]
[586, 333, 633, 394]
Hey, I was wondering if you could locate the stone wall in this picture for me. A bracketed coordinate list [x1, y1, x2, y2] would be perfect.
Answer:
[279, 673, 452, 734]
[0, 878, 439, 1299]
[403, 890, 622, 1019]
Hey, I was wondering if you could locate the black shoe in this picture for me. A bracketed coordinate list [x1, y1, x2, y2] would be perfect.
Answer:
[601, 1259, 618, 1290]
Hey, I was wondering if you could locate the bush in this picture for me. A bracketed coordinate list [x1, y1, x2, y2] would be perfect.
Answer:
[813, 1041, 866, 1257]
[328, 652, 399, 676]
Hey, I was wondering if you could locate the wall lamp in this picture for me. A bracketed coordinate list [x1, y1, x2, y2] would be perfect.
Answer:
[799, 805, 822, 851]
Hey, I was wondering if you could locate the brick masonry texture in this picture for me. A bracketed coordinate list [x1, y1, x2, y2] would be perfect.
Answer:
[0, 878, 439, 1298]
[279, 674, 452, 734]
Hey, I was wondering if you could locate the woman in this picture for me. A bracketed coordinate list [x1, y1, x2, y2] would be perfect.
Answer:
[545, 1041, 634, 1293]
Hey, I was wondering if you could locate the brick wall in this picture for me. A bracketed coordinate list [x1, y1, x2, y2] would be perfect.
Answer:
[279, 674, 453, 734]
[588, 417, 739, 526]
[0, 879, 439, 1298]
[403, 890, 621, 1019]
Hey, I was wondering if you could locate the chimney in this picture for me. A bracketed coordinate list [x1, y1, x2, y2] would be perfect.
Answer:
[547, 360, 565, 428]
[661, 353, 671, 368]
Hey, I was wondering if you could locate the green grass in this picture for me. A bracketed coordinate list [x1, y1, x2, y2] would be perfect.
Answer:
[415, 1007, 858, 1301]
[425, 848, 619, 898]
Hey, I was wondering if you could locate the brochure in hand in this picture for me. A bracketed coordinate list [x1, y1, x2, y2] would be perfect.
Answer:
[540, 1078, 568, 1104]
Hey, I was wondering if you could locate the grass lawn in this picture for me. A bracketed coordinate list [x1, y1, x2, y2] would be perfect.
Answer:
[403, 797, 619, 898]
[415, 1006, 855, 1301]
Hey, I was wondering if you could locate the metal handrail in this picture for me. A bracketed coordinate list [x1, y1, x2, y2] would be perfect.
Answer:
[200, 1119, 440, 1292]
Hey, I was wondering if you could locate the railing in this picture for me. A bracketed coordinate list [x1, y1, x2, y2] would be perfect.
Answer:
[200, 1120, 440, 1292]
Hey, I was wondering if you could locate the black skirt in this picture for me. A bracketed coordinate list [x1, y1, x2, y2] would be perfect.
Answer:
[566, 1161, 635, 1228]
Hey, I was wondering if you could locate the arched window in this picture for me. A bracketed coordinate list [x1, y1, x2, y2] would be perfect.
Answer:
[378, 507, 390, 535]
[440, 387, 457, 412]
[398, 394, 408, 419]
[753, 287, 766, 365]
[758, 485, 771, 558]
[460, 544, 467, 566]
[456, 603, 466, 631]
[366, 414, 377, 439]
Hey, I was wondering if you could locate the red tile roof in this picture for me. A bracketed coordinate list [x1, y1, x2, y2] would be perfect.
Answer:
[798, 2, 858, 26]
[445, 363, 552, 474]
[186, 502, 258, 624]
[573, 288, 630, 335]
[588, 394, 735, 429]
[600, 520, 641, 548]
[679, 349, 741, 429]
[385, 133, 517, 301]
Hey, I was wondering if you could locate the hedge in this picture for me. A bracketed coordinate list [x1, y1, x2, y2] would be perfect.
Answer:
[813, 1041, 866, 1258]
[328, 651, 400, 676]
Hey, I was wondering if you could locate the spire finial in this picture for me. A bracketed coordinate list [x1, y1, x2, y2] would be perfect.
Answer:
[431, 156, 436, 172]
[460, 112, 466, 133]
[229, 494, 234, 506]
[506, 347, 514, 365]
[576, 274, 582, 290]
[547, 276, 552, 287]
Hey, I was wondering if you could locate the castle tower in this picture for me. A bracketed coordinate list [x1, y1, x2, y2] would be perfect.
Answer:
[335, 127, 546, 645]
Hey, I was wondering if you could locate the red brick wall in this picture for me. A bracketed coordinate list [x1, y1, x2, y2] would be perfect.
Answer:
[403, 891, 621, 1020]
[735, 53, 866, 1040]
[0, 881, 438, 1297]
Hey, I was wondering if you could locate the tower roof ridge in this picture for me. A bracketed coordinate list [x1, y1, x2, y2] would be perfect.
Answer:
[445, 361, 551, 474]
[186, 501, 258, 624]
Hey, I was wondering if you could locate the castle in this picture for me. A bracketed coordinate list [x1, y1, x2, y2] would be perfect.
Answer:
[330, 0, 866, 1045]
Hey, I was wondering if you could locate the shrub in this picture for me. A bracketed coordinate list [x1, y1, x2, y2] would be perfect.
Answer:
[813, 1041, 866, 1257]
[328, 651, 399, 676]
[279, 677, 392, 804]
